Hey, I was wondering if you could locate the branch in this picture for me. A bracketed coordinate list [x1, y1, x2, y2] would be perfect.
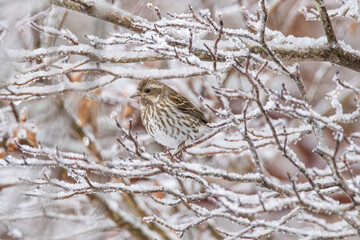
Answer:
[49, 0, 360, 73]
[313, 0, 338, 45]
[50, 0, 148, 33]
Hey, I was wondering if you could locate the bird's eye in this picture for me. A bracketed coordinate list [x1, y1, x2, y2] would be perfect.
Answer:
[144, 89, 150, 93]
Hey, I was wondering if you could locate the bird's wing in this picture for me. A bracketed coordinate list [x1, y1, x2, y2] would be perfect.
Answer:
[168, 92, 208, 123]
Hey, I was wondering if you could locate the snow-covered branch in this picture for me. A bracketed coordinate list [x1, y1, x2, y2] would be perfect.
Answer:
[1, 0, 360, 239]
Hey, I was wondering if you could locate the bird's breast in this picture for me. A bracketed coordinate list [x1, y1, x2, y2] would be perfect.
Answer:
[140, 104, 206, 148]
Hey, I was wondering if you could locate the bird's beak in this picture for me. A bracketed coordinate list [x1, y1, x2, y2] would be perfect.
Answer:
[130, 93, 140, 99]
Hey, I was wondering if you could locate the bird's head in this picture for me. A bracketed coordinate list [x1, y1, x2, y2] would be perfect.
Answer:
[131, 80, 166, 105]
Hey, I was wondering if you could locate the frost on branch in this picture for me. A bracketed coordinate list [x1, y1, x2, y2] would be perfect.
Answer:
[1, 0, 360, 239]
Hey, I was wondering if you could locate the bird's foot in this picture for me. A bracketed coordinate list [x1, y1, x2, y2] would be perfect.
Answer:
[163, 148, 172, 157]
[174, 142, 186, 157]
[162, 148, 182, 162]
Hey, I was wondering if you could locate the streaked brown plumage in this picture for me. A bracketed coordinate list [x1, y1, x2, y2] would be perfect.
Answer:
[132, 80, 208, 149]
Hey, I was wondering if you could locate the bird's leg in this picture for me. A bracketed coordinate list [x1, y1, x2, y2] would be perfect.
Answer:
[163, 147, 172, 157]
[174, 142, 186, 157]
[162, 143, 185, 160]
[162, 148, 182, 162]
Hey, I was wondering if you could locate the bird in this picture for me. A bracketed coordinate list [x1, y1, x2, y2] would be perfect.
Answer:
[131, 80, 208, 149]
